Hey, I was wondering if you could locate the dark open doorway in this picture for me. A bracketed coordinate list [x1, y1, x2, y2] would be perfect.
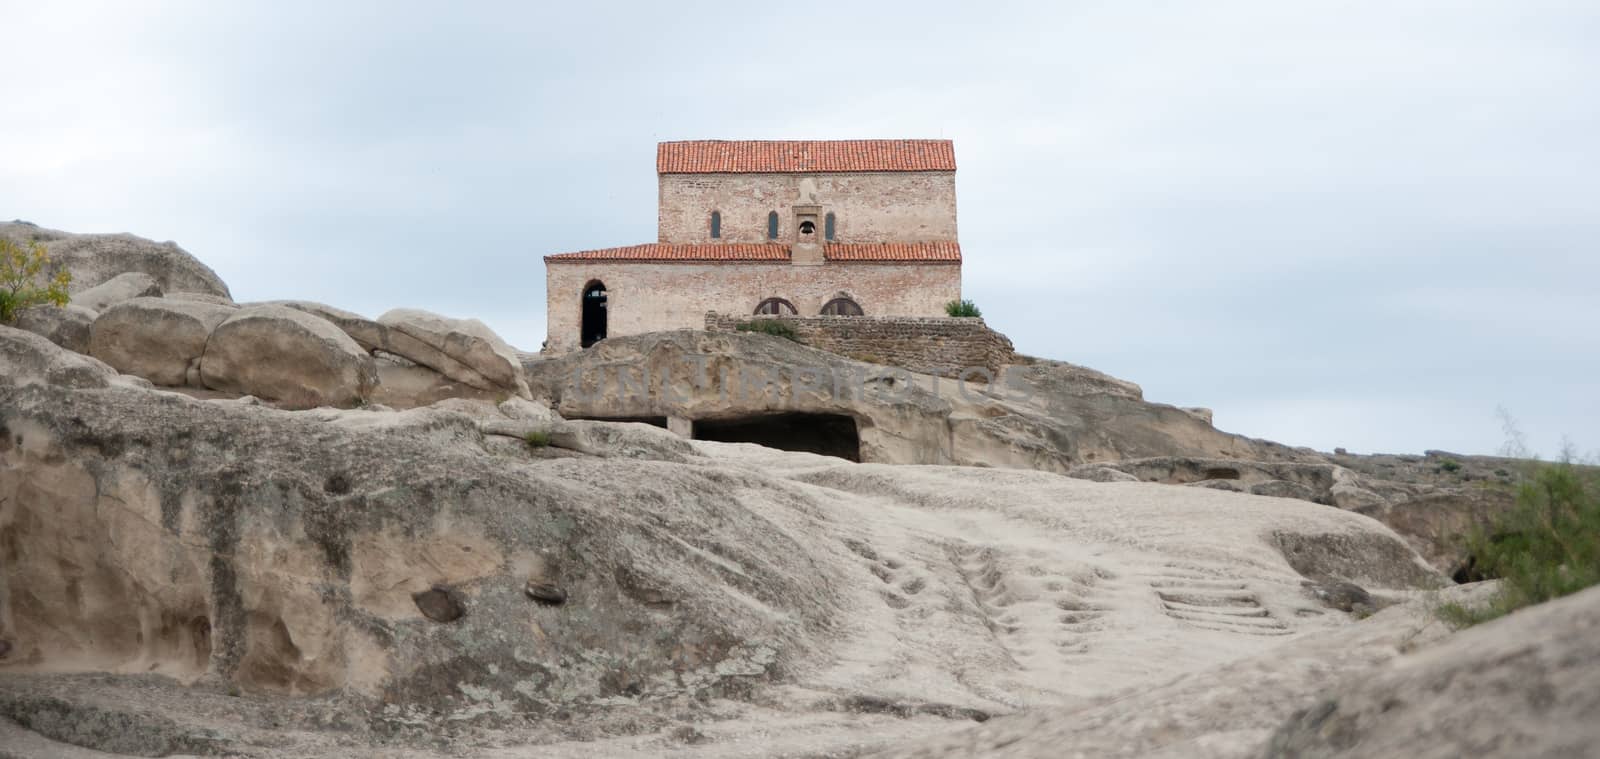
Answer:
[581, 281, 607, 348]
[693, 413, 861, 461]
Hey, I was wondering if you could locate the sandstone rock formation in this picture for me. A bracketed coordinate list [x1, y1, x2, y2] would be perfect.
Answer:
[525, 330, 1316, 473]
[0, 325, 1465, 757]
[198, 305, 379, 408]
[68, 271, 162, 313]
[11, 304, 95, 354]
[0, 221, 231, 298]
[378, 308, 532, 398]
[87, 296, 236, 386]
[0, 327, 137, 390]
[0, 225, 1581, 758]
[1261, 583, 1600, 758]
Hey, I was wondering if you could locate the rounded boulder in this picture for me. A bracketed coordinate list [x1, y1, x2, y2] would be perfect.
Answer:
[199, 305, 377, 408]
[89, 297, 237, 386]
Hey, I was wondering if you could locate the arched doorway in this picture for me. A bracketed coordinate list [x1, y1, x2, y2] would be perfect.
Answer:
[581, 281, 607, 348]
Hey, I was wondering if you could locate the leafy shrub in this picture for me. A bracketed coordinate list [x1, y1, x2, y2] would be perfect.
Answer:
[1439, 458, 1463, 473]
[0, 237, 71, 323]
[1438, 459, 1600, 627]
[945, 299, 982, 318]
[524, 429, 551, 448]
[735, 319, 798, 341]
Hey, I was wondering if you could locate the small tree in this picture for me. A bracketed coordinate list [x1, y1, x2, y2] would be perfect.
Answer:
[1439, 458, 1600, 627]
[945, 299, 981, 318]
[0, 237, 71, 323]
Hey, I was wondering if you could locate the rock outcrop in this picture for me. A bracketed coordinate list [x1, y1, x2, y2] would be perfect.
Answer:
[1262, 584, 1600, 758]
[11, 304, 95, 354]
[0, 325, 1458, 757]
[0, 221, 230, 299]
[68, 271, 162, 313]
[0, 327, 132, 389]
[378, 308, 531, 398]
[87, 297, 236, 386]
[525, 330, 1314, 473]
[198, 305, 378, 408]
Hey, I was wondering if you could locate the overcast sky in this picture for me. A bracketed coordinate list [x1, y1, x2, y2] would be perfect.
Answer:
[4, 0, 1596, 457]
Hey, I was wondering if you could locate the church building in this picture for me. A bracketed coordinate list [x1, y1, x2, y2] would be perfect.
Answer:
[543, 139, 963, 353]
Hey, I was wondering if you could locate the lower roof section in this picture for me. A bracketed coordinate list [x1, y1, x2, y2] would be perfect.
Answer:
[543, 241, 961, 263]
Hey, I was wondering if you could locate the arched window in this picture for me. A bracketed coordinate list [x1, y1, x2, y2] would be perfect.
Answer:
[710, 211, 721, 239]
[820, 296, 863, 316]
[824, 212, 836, 241]
[767, 211, 779, 240]
[754, 297, 797, 315]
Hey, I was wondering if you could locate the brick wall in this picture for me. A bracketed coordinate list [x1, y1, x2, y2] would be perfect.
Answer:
[704, 313, 1016, 378]
[545, 260, 961, 353]
[659, 172, 957, 244]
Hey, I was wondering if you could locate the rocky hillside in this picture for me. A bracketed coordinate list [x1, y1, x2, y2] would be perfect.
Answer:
[0, 225, 1590, 757]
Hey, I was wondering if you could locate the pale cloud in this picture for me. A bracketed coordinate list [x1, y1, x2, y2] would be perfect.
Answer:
[2, 0, 1596, 456]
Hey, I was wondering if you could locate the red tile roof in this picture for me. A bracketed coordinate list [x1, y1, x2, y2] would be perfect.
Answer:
[545, 242, 961, 263]
[824, 241, 962, 262]
[657, 140, 956, 174]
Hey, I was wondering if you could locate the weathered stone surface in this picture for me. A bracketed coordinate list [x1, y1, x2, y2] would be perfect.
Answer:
[164, 291, 235, 306]
[11, 304, 95, 354]
[0, 333, 1453, 757]
[0, 690, 232, 757]
[0, 326, 121, 389]
[378, 308, 530, 397]
[1301, 580, 1377, 615]
[69, 271, 162, 312]
[1262, 584, 1600, 759]
[526, 331, 1315, 473]
[198, 305, 377, 408]
[865, 583, 1503, 759]
[410, 587, 465, 623]
[705, 313, 1016, 378]
[87, 297, 235, 386]
[0, 222, 230, 298]
[267, 300, 388, 353]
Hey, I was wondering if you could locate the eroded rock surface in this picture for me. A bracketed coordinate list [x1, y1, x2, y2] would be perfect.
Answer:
[0, 221, 230, 298]
[379, 308, 531, 398]
[198, 305, 378, 408]
[11, 304, 95, 354]
[1261, 584, 1600, 759]
[0, 326, 1453, 757]
[88, 297, 236, 386]
[69, 271, 162, 313]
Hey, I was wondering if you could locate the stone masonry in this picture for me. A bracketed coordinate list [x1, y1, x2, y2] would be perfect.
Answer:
[659, 172, 957, 244]
[544, 140, 967, 354]
[547, 260, 960, 354]
[705, 313, 1016, 379]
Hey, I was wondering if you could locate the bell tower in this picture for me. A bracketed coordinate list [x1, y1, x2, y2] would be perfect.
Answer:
[791, 177, 824, 266]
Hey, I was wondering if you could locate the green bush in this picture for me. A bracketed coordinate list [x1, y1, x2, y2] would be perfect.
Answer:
[0, 237, 71, 323]
[944, 299, 982, 318]
[1439, 458, 1463, 473]
[524, 429, 551, 448]
[1438, 459, 1600, 627]
[735, 319, 798, 341]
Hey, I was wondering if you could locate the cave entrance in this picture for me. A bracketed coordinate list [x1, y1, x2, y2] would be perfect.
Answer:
[581, 281, 607, 348]
[693, 413, 860, 461]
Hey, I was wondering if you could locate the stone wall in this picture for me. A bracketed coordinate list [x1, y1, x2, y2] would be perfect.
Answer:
[704, 313, 1016, 378]
[658, 172, 957, 244]
[545, 260, 961, 353]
